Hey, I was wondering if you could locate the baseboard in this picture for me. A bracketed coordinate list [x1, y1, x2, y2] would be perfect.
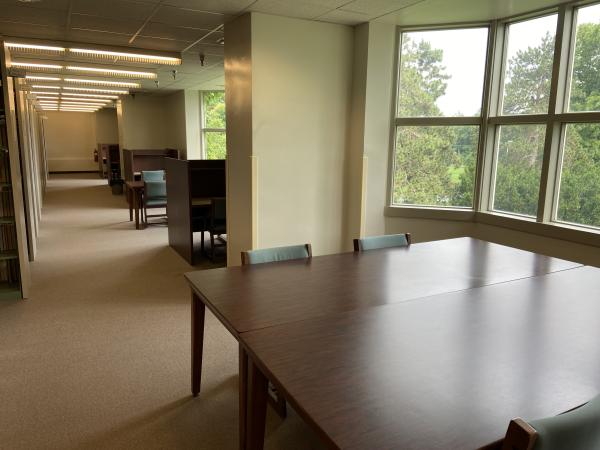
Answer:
[49, 170, 98, 174]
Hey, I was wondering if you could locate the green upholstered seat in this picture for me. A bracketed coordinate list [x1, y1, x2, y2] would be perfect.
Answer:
[141, 170, 165, 181]
[243, 244, 311, 265]
[354, 233, 410, 251]
[528, 395, 600, 450]
[144, 181, 167, 207]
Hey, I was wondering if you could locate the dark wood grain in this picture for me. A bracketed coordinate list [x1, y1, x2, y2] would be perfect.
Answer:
[191, 292, 205, 397]
[185, 238, 581, 334]
[241, 266, 600, 450]
[122, 148, 179, 182]
[166, 159, 225, 265]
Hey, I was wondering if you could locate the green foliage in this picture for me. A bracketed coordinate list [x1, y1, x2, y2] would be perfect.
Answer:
[202, 92, 226, 159]
[205, 131, 226, 160]
[203, 91, 226, 128]
[394, 36, 476, 207]
[395, 22, 600, 228]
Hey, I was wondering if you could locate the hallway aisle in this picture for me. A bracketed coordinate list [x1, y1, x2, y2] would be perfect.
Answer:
[0, 175, 318, 450]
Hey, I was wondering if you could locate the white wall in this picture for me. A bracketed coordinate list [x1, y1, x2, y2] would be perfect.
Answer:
[184, 90, 201, 159]
[252, 13, 354, 256]
[117, 91, 195, 160]
[95, 109, 118, 143]
[45, 111, 97, 172]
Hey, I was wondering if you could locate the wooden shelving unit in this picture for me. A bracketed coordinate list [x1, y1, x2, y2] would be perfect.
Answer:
[0, 43, 31, 299]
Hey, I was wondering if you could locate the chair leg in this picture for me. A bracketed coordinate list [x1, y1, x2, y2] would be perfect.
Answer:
[267, 383, 287, 419]
[210, 232, 215, 261]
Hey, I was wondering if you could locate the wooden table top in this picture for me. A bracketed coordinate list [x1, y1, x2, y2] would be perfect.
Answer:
[241, 266, 600, 450]
[184, 238, 580, 335]
[125, 180, 144, 189]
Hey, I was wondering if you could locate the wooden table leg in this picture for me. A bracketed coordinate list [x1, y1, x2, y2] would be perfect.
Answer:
[191, 291, 205, 396]
[134, 188, 140, 230]
[246, 359, 268, 450]
[239, 344, 248, 450]
[127, 186, 133, 221]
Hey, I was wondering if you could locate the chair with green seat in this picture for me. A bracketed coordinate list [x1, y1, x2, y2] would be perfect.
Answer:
[141, 170, 165, 182]
[241, 243, 312, 265]
[501, 394, 600, 450]
[142, 181, 167, 227]
[353, 233, 411, 252]
[240, 243, 312, 418]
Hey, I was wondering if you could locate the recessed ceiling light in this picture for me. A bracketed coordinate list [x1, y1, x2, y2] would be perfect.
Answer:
[31, 85, 61, 89]
[31, 91, 59, 95]
[69, 48, 180, 65]
[60, 97, 109, 103]
[66, 65, 156, 79]
[63, 86, 128, 94]
[63, 78, 140, 88]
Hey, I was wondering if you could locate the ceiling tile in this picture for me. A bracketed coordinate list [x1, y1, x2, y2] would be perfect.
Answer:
[0, 5, 66, 27]
[0, 21, 67, 40]
[316, 9, 369, 25]
[71, 0, 157, 21]
[339, 0, 423, 18]
[248, 0, 334, 20]
[186, 41, 224, 56]
[0, 0, 71, 11]
[65, 29, 132, 47]
[161, 0, 255, 14]
[153, 5, 228, 29]
[141, 22, 209, 41]
[70, 14, 142, 35]
[132, 36, 192, 52]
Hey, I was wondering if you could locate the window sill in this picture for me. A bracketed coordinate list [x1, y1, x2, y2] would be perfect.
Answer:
[476, 212, 600, 247]
[385, 206, 475, 221]
[384, 206, 600, 248]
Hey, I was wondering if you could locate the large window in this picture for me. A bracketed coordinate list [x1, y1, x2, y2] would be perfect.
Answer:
[391, 2, 600, 236]
[492, 15, 557, 218]
[392, 27, 489, 208]
[201, 91, 226, 159]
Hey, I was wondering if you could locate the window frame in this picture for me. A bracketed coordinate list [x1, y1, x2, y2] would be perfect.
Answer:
[199, 90, 226, 159]
[388, 23, 492, 211]
[387, 0, 600, 247]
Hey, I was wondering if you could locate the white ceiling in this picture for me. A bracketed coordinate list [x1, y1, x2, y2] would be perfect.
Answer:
[0, 0, 572, 93]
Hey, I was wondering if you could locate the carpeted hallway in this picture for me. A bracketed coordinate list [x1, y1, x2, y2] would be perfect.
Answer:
[0, 174, 321, 450]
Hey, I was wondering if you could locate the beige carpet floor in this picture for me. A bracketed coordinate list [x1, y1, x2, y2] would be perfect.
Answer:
[0, 174, 323, 450]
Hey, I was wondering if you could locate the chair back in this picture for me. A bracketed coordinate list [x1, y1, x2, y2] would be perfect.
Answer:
[144, 180, 167, 200]
[142, 170, 165, 181]
[241, 244, 312, 266]
[353, 233, 411, 252]
[501, 394, 600, 450]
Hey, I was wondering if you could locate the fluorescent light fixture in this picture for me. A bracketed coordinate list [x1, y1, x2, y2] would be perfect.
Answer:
[66, 65, 156, 79]
[61, 93, 119, 99]
[12, 62, 63, 69]
[60, 97, 109, 103]
[63, 78, 140, 88]
[31, 85, 61, 89]
[69, 48, 180, 65]
[36, 96, 61, 100]
[5, 42, 65, 52]
[60, 102, 105, 106]
[26, 75, 61, 81]
[63, 86, 128, 94]
[31, 91, 59, 95]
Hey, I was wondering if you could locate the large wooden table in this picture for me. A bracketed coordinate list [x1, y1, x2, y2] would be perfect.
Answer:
[241, 266, 600, 449]
[184, 237, 585, 449]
